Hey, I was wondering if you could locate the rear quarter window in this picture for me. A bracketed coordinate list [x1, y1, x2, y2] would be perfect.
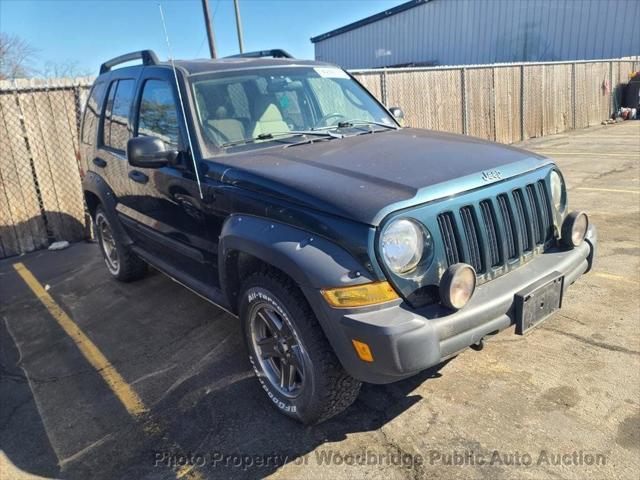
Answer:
[81, 81, 107, 145]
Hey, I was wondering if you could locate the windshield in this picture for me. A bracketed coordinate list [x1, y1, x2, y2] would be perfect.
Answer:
[190, 66, 396, 153]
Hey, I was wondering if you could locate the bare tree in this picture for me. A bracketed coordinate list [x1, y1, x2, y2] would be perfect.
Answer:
[40, 59, 92, 78]
[0, 32, 38, 80]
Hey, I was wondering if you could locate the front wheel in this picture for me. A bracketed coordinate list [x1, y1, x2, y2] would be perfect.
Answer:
[239, 271, 361, 424]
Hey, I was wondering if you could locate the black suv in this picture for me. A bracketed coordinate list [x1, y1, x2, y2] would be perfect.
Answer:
[81, 50, 597, 424]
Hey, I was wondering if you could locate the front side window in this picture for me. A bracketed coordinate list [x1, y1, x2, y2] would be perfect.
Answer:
[137, 79, 181, 148]
[191, 66, 394, 153]
[102, 79, 135, 151]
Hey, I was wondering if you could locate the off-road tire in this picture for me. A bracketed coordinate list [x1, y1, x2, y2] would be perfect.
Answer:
[94, 206, 147, 282]
[239, 270, 361, 424]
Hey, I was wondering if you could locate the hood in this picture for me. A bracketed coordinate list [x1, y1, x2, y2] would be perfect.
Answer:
[208, 128, 551, 226]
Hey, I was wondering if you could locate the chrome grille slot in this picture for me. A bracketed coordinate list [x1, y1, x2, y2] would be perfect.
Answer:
[480, 200, 501, 267]
[497, 194, 518, 259]
[460, 206, 484, 273]
[537, 180, 553, 240]
[437, 212, 460, 266]
[512, 189, 532, 252]
[526, 184, 543, 244]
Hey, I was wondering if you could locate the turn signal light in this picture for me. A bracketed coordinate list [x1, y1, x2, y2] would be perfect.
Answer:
[321, 281, 399, 308]
[351, 339, 374, 362]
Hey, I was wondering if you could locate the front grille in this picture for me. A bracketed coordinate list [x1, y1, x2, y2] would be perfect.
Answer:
[437, 180, 554, 277]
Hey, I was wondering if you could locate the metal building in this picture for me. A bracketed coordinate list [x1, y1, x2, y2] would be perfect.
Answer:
[311, 0, 640, 69]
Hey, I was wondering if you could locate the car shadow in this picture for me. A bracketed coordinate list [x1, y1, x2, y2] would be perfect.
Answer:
[149, 353, 449, 480]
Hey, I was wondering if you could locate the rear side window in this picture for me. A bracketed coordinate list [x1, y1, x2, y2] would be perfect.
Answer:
[102, 79, 136, 152]
[137, 79, 181, 148]
[81, 81, 106, 145]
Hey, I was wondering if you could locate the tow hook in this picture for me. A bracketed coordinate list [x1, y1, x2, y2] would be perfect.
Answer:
[470, 339, 485, 351]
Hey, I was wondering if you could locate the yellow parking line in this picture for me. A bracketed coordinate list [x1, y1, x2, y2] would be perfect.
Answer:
[13, 262, 147, 416]
[570, 136, 640, 140]
[533, 151, 640, 157]
[593, 272, 639, 285]
[177, 465, 198, 479]
[13, 262, 204, 480]
[576, 187, 640, 194]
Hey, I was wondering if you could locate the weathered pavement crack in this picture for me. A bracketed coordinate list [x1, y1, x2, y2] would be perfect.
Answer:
[540, 325, 640, 356]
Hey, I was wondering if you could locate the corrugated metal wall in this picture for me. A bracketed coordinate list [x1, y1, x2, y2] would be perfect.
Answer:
[314, 0, 640, 69]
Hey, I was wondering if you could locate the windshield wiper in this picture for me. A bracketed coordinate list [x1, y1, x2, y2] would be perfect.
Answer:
[336, 119, 399, 131]
[222, 130, 342, 148]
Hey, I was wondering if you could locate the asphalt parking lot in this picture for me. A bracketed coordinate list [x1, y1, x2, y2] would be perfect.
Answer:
[1, 121, 639, 480]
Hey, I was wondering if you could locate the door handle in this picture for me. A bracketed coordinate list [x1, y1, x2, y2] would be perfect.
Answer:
[128, 170, 149, 184]
[93, 158, 107, 168]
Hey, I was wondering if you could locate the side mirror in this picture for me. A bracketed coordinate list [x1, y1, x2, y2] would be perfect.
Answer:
[127, 136, 178, 168]
[388, 107, 405, 124]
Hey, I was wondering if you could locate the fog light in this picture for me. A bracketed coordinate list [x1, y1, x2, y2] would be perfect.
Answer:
[561, 211, 588, 247]
[440, 263, 476, 310]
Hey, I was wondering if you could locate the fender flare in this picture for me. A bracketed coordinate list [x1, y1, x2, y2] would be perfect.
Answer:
[218, 214, 376, 294]
[82, 171, 132, 245]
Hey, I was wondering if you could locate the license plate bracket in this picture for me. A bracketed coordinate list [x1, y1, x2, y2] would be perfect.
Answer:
[515, 272, 564, 335]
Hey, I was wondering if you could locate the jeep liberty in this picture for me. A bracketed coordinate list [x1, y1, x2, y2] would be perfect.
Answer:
[81, 50, 597, 424]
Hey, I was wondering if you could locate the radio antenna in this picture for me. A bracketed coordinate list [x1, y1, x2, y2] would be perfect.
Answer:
[158, 3, 204, 199]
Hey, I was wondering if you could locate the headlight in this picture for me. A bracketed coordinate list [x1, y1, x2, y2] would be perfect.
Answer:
[380, 218, 430, 274]
[550, 170, 565, 211]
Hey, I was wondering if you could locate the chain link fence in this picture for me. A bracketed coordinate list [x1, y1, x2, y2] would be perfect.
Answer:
[0, 77, 93, 258]
[0, 58, 638, 259]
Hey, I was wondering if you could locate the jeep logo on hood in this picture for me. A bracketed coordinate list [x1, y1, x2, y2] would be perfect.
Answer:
[481, 169, 503, 182]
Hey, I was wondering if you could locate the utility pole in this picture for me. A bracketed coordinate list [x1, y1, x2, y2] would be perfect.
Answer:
[233, 0, 245, 54]
[201, 0, 217, 58]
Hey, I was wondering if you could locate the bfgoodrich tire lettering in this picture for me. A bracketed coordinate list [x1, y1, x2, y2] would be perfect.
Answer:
[239, 270, 361, 424]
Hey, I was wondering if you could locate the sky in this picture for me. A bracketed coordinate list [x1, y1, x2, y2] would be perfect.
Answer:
[0, 0, 404, 75]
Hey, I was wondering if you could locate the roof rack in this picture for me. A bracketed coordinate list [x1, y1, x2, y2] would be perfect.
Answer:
[100, 50, 160, 74]
[225, 49, 294, 59]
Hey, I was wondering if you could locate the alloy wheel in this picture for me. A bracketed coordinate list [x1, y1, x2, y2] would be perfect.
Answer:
[97, 215, 119, 274]
[249, 303, 306, 398]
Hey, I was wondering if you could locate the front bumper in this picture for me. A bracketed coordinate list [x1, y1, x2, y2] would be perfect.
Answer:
[305, 224, 597, 384]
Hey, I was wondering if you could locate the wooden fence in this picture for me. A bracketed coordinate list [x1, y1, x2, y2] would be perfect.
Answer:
[352, 58, 639, 143]
[0, 59, 638, 259]
[0, 77, 93, 259]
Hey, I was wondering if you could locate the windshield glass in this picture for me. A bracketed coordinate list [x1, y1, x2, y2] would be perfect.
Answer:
[190, 66, 396, 153]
